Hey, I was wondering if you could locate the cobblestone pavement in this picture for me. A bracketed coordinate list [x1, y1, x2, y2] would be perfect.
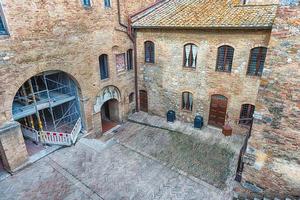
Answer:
[0, 123, 229, 200]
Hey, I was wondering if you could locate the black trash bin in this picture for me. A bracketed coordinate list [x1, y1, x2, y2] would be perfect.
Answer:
[194, 115, 203, 129]
[167, 110, 176, 123]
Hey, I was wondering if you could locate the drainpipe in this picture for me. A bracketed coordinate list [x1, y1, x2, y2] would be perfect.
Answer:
[116, 0, 139, 112]
[133, 29, 139, 112]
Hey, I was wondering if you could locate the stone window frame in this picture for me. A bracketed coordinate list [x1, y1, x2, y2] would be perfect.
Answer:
[104, 0, 111, 8]
[181, 91, 194, 112]
[183, 43, 198, 69]
[144, 41, 155, 64]
[99, 54, 110, 80]
[246, 47, 268, 77]
[215, 45, 234, 73]
[129, 92, 134, 104]
[0, 2, 9, 37]
[127, 49, 133, 71]
[81, 0, 92, 8]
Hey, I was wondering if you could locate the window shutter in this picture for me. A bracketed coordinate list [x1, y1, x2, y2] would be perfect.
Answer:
[189, 93, 193, 111]
[192, 45, 198, 68]
[247, 47, 267, 76]
[185, 45, 191, 67]
[216, 46, 234, 72]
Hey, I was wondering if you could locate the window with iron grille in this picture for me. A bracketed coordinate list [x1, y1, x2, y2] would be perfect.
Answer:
[239, 104, 255, 126]
[216, 45, 234, 72]
[129, 92, 134, 103]
[144, 41, 155, 63]
[82, 0, 91, 7]
[183, 44, 198, 68]
[99, 54, 109, 80]
[247, 47, 267, 76]
[182, 92, 193, 111]
[127, 49, 133, 70]
[104, 0, 111, 8]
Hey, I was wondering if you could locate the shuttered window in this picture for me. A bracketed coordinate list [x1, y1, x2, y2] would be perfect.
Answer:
[183, 44, 198, 68]
[216, 45, 234, 72]
[83, 0, 91, 7]
[182, 92, 193, 111]
[247, 47, 267, 76]
[99, 54, 109, 80]
[145, 41, 155, 63]
[127, 49, 133, 70]
[104, 0, 111, 7]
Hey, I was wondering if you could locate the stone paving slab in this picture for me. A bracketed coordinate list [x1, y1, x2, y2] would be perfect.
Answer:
[0, 158, 92, 200]
[0, 123, 229, 200]
[49, 141, 224, 200]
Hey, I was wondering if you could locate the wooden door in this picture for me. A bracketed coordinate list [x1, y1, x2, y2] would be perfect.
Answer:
[208, 94, 228, 128]
[139, 90, 148, 112]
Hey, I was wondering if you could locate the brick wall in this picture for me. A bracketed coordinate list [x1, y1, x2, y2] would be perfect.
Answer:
[136, 29, 271, 134]
[0, 0, 154, 132]
[241, 3, 300, 198]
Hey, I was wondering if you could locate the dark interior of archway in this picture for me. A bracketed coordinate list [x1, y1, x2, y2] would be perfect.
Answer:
[101, 99, 119, 133]
[12, 71, 82, 152]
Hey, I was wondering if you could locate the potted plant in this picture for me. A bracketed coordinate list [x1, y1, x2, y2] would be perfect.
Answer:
[222, 113, 233, 136]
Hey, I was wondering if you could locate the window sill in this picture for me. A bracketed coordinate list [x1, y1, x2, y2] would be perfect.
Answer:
[182, 67, 196, 71]
[181, 109, 193, 113]
[0, 34, 10, 39]
[246, 74, 262, 78]
[215, 70, 232, 74]
[100, 78, 110, 82]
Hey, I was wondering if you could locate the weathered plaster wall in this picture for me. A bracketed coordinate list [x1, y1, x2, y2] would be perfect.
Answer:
[241, 3, 300, 198]
[136, 29, 271, 134]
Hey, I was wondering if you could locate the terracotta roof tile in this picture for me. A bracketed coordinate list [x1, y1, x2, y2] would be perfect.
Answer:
[131, 0, 277, 29]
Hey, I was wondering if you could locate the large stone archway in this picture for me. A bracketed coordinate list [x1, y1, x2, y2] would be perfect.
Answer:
[94, 85, 121, 113]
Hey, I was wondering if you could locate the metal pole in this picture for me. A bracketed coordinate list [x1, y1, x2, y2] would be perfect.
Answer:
[28, 78, 43, 131]
[21, 84, 35, 129]
[43, 73, 57, 131]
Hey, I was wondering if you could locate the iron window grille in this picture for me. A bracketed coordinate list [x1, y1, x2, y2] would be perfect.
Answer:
[216, 45, 234, 72]
[247, 47, 267, 76]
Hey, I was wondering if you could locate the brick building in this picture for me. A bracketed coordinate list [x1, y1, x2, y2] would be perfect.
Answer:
[0, 0, 299, 198]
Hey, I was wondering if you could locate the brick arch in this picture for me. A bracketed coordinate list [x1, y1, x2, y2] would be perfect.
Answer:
[5, 69, 84, 122]
[93, 85, 121, 114]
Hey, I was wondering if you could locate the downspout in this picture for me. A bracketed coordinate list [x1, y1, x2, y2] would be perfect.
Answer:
[133, 29, 139, 112]
[117, 0, 139, 112]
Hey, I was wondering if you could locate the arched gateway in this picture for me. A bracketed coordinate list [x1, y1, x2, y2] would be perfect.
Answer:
[12, 70, 83, 149]
[94, 85, 121, 133]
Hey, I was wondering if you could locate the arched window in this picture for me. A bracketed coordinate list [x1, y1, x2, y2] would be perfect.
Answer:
[104, 0, 111, 8]
[99, 54, 109, 80]
[127, 49, 133, 70]
[129, 92, 134, 103]
[144, 41, 155, 63]
[239, 104, 255, 126]
[247, 47, 267, 76]
[216, 45, 234, 72]
[183, 43, 198, 68]
[182, 92, 193, 111]
[82, 0, 91, 7]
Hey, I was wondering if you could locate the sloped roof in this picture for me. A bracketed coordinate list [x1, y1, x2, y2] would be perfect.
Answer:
[131, 0, 277, 29]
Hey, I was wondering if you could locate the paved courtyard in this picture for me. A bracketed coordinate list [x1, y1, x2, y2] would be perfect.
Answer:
[0, 121, 240, 200]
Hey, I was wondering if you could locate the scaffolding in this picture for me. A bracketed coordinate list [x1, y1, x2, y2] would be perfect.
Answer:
[12, 71, 82, 146]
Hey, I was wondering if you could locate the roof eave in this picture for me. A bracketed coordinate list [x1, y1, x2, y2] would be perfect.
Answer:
[132, 25, 273, 30]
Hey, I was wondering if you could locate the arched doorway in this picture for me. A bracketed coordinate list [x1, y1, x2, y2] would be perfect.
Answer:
[208, 94, 228, 128]
[12, 70, 83, 150]
[101, 99, 119, 133]
[139, 90, 148, 112]
[93, 85, 121, 133]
